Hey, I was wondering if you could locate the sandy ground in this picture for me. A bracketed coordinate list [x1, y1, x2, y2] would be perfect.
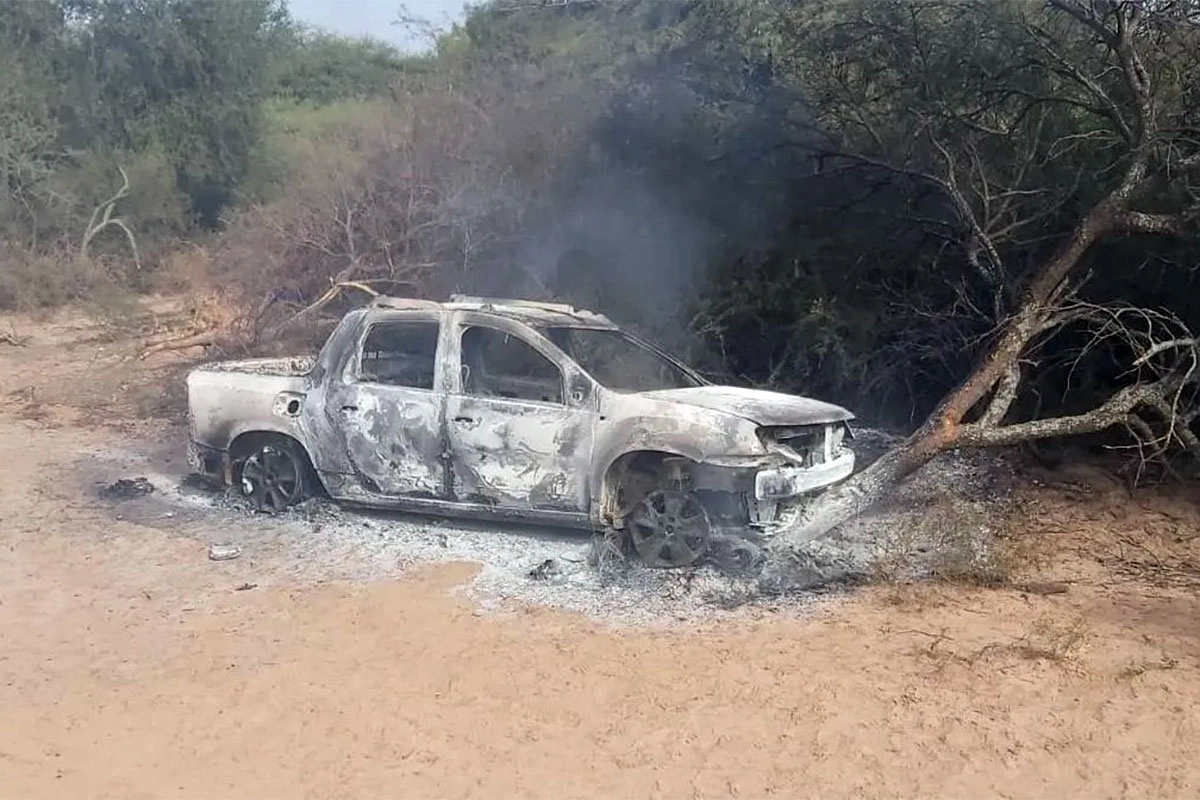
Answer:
[3, 301, 1200, 798]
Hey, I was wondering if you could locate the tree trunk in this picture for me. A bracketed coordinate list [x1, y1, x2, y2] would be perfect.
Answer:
[768, 202, 1120, 554]
[768, 420, 953, 556]
[780, 446, 917, 538]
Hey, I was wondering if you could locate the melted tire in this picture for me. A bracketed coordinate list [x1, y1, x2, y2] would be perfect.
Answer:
[708, 533, 767, 576]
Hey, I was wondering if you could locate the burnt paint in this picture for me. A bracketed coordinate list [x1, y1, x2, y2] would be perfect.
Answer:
[189, 301, 858, 529]
[336, 383, 445, 497]
[444, 394, 594, 512]
[440, 310, 598, 514]
[319, 308, 449, 499]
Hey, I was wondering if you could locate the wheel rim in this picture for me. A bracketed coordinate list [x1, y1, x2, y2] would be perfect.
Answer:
[241, 445, 302, 513]
[628, 490, 711, 567]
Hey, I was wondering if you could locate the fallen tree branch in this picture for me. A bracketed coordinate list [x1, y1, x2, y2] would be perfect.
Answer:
[979, 362, 1021, 426]
[139, 280, 390, 361]
[765, 0, 1200, 563]
[957, 382, 1166, 447]
[0, 329, 29, 347]
[260, 280, 384, 341]
[1134, 338, 1199, 366]
[1116, 210, 1189, 235]
[139, 329, 227, 359]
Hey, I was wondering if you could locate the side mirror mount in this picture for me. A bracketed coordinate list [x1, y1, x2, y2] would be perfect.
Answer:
[567, 373, 591, 406]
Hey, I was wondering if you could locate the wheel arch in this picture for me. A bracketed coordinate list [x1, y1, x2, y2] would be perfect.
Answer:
[598, 448, 701, 529]
[227, 430, 322, 493]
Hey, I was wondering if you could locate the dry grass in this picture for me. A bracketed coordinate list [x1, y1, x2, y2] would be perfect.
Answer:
[0, 328, 30, 347]
[0, 248, 119, 310]
[145, 249, 251, 343]
[6, 386, 52, 426]
[1094, 530, 1200, 590]
[914, 612, 1094, 675]
[587, 528, 629, 583]
[1116, 654, 1180, 680]
[1011, 613, 1092, 662]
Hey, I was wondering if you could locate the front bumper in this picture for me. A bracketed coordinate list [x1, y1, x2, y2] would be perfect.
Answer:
[754, 450, 855, 500]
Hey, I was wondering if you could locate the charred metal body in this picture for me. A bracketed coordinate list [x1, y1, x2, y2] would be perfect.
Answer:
[186, 295, 857, 566]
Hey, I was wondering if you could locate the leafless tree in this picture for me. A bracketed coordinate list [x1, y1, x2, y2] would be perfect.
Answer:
[772, 0, 1200, 553]
[79, 166, 140, 270]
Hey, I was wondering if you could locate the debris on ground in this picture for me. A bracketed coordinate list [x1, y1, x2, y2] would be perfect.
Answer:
[0, 329, 28, 347]
[100, 477, 156, 501]
[208, 543, 242, 561]
[707, 532, 767, 576]
[81, 428, 1018, 628]
[1017, 580, 1070, 596]
[178, 473, 224, 496]
[773, 441, 1022, 588]
[527, 558, 560, 581]
[235, 582, 257, 591]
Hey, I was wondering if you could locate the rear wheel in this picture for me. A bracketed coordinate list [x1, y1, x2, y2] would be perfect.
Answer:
[239, 440, 309, 513]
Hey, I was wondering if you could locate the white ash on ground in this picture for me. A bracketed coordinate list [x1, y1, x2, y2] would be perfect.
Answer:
[123, 483, 837, 627]
[77, 430, 1020, 627]
[779, 437, 1023, 588]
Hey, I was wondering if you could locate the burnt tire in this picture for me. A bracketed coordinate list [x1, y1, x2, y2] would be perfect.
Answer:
[238, 439, 310, 513]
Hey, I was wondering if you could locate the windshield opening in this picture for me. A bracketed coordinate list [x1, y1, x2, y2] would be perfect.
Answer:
[541, 326, 702, 393]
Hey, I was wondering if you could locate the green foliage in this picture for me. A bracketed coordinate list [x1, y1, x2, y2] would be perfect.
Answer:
[1, 0, 1199, 442]
[0, 0, 295, 246]
[64, 0, 291, 226]
[271, 30, 410, 105]
[0, 0, 421, 307]
[0, 1, 69, 246]
[1, 1, 415, 241]
[429, 0, 1200, 426]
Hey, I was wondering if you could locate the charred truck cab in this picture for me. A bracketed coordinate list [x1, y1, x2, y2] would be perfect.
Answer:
[186, 295, 856, 568]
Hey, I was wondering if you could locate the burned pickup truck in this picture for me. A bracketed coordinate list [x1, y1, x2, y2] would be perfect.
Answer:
[186, 295, 855, 567]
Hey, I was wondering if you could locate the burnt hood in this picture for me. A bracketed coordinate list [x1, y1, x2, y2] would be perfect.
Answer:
[638, 386, 854, 427]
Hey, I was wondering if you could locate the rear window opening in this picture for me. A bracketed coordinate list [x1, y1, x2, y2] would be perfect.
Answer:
[358, 321, 439, 389]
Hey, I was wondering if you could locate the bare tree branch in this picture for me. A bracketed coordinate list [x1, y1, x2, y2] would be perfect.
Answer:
[958, 382, 1159, 447]
[979, 362, 1021, 426]
[1024, 17, 1135, 143]
[80, 166, 141, 269]
[1134, 337, 1199, 366]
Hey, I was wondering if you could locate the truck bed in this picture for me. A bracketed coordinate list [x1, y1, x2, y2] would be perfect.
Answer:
[194, 356, 316, 377]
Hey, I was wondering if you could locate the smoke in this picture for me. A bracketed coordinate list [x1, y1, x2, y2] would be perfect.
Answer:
[461, 60, 807, 357]
[492, 167, 717, 330]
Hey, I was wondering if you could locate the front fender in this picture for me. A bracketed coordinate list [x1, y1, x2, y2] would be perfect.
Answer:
[588, 405, 767, 500]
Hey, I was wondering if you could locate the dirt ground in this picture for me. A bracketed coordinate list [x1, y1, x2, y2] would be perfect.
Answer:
[3, 301, 1200, 799]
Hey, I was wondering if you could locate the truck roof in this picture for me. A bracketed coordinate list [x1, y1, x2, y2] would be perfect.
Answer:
[368, 294, 619, 329]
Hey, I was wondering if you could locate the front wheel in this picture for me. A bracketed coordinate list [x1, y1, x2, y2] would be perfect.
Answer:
[239, 440, 309, 513]
[627, 490, 712, 568]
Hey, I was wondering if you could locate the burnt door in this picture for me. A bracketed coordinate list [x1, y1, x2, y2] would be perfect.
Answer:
[445, 321, 595, 513]
[331, 315, 448, 498]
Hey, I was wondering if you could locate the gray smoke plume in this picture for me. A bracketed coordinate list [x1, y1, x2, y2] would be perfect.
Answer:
[490, 166, 717, 331]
